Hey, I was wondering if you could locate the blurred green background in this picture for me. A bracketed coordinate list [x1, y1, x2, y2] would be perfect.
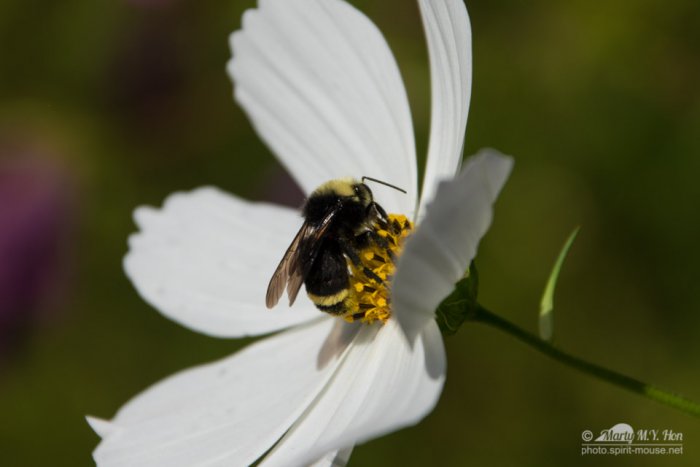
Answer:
[1, 0, 698, 465]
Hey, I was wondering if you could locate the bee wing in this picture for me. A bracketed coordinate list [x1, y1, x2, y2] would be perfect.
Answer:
[266, 222, 308, 309]
[266, 209, 337, 309]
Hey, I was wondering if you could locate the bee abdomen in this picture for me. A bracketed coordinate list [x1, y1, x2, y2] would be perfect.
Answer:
[304, 242, 350, 315]
[307, 289, 349, 315]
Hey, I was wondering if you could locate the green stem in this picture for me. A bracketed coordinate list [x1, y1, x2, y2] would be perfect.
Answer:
[473, 304, 700, 418]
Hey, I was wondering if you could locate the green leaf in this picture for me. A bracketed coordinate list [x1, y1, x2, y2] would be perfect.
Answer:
[539, 227, 580, 341]
[435, 262, 479, 336]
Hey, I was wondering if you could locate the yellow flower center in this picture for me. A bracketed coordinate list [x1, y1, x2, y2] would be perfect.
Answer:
[343, 214, 413, 325]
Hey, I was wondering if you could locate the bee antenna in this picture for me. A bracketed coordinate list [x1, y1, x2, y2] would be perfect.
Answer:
[361, 176, 407, 194]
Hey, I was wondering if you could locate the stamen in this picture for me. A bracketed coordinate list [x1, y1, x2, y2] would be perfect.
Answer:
[343, 214, 413, 325]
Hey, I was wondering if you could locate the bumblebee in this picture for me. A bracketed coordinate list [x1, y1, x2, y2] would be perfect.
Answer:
[266, 177, 403, 317]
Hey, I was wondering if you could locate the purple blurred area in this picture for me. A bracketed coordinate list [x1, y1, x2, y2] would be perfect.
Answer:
[0, 152, 76, 355]
[260, 166, 306, 209]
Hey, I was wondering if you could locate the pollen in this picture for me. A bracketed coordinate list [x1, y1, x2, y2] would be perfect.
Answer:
[343, 214, 413, 325]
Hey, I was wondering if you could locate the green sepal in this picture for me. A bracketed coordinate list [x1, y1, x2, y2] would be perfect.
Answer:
[539, 226, 580, 341]
[435, 262, 479, 336]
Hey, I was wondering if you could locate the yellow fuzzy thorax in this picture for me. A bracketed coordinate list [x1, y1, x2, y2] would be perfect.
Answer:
[343, 214, 413, 325]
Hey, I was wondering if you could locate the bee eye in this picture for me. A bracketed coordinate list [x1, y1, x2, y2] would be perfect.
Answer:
[353, 186, 361, 196]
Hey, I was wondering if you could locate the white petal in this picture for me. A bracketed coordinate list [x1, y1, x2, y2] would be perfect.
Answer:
[228, 0, 418, 215]
[124, 187, 320, 338]
[417, 0, 472, 219]
[91, 318, 342, 467]
[308, 446, 354, 467]
[86, 417, 115, 438]
[261, 320, 445, 466]
[394, 150, 513, 341]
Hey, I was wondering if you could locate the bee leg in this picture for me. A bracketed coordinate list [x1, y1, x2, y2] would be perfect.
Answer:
[339, 237, 384, 284]
[367, 230, 397, 263]
[369, 229, 391, 250]
[367, 203, 402, 257]
[351, 311, 367, 321]
[368, 202, 389, 229]
[363, 268, 384, 284]
[356, 229, 390, 251]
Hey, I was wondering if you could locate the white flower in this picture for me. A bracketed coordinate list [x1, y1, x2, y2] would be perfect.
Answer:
[88, 0, 512, 465]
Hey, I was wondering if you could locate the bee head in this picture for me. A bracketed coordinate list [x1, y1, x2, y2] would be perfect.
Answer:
[351, 181, 373, 208]
[303, 179, 369, 222]
[311, 179, 372, 205]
